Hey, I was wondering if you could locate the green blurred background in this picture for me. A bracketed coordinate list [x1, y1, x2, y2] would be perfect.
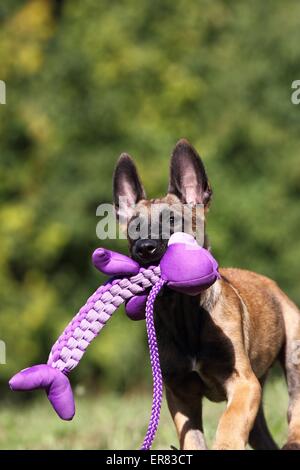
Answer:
[0, 0, 299, 449]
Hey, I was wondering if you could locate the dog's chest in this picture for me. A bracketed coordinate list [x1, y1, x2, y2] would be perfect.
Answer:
[154, 290, 234, 402]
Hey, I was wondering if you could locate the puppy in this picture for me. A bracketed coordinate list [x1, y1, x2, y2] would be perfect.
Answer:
[113, 139, 300, 450]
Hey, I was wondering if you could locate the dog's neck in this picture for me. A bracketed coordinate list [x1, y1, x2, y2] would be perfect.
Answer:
[156, 279, 221, 320]
[154, 282, 221, 357]
[199, 280, 222, 312]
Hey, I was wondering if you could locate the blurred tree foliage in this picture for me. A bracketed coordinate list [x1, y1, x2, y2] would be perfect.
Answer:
[0, 0, 299, 390]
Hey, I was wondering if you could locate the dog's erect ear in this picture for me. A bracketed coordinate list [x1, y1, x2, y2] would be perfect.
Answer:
[168, 139, 212, 206]
[113, 153, 146, 220]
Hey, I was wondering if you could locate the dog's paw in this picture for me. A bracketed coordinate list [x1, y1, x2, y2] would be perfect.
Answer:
[282, 442, 300, 450]
[212, 439, 245, 450]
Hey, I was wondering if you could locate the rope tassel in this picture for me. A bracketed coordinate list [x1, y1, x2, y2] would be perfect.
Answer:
[141, 278, 166, 450]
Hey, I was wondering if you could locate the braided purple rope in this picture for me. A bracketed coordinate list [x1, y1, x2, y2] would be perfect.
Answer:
[48, 266, 161, 374]
[48, 266, 165, 450]
[141, 278, 166, 450]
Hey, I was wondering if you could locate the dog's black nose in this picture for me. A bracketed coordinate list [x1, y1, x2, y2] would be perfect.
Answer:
[134, 239, 159, 261]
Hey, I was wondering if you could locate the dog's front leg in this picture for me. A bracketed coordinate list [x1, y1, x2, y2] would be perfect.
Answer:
[213, 373, 261, 450]
[166, 387, 207, 450]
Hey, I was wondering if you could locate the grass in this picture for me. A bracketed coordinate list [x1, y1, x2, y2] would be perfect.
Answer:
[0, 374, 289, 450]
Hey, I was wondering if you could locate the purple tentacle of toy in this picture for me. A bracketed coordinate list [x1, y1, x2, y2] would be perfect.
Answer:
[10, 267, 161, 425]
[9, 232, 220, 450]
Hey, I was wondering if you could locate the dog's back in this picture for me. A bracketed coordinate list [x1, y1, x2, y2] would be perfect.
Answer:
[220, 268, 287, 377]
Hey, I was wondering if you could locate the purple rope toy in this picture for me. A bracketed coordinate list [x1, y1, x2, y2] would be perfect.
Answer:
[9, 232, 220, 450]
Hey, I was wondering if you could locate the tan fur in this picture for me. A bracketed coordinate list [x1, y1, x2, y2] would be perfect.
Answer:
[167, 268, 300, 449]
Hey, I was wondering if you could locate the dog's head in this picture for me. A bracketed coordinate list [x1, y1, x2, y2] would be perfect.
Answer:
[113, 139, 212, 265]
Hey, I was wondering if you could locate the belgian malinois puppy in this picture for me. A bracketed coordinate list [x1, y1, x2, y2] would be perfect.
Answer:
[113, 139, 300, 450]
